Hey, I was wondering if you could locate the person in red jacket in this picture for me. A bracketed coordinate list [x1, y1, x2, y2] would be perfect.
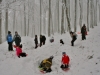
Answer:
[14, 44, 27, 58]
[60, 52, 70, 69]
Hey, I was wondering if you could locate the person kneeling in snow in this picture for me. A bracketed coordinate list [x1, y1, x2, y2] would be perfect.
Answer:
[39, 56, 54, 73]
[60, 52, 70, 69]
[14, 44, 27, 58]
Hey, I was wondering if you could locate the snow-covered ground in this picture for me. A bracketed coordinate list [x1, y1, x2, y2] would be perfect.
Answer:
[0, 25, 100, 75]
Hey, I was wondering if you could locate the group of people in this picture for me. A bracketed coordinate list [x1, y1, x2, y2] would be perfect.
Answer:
[7, 31, 21, 51]
[34, 35, 46, 49]
[7, 31, 27, 58]
[5, 24, 88, 73]
[39, 52, 70, 73]
[70, 24, 87, 46]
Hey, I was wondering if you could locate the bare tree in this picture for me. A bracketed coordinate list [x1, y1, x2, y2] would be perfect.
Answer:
[40, 0, 42, 35]
[27, 0, 30, 36]
[74, 0, 77, 32]
[48, 0, 51, 36]
[99, 4, 100, 21]
[79, 0, 83, 30]
[87, 0, 89, 31]
[5, 3, 9, 39]
[57, 0, 60, 33]
[95, 0, 97, 26]
[64, 0, 71, 32]
[66, 0, 70, 31]
[0, 0, 2, 44]
[24, 2, 26, 36]
[61, 0, 65, 34]
[90, 0, 94, 28]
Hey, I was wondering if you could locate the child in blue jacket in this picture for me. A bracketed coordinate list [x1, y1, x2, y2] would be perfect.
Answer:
[7, 31, 13, 51]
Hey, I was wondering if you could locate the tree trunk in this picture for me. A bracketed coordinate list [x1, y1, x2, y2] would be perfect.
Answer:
[57, 0, 60, 33]
[95, 0, 97, 26]
[48, 0, 51, 36]
[24, 3, 26, 36]
[74, 0, 77, 32]
[79, 0, 83, 30]
[0, 0, 2, 44]
[64, 0, 71, 32]
[61, 0, 65, 34]
[90, 0, 94, 28]
[27, 0, 30, 36]
[87, 0, 89, 31]
[40, 0, 42, 35]
[5, 4, 9, 39]
[99, 4, 100, 21]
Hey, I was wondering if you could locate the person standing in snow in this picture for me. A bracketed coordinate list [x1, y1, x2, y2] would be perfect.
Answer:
[42, 35, 46, 45]
[60, 52, 70, 69]
[40, 35, 46, 47]
[13, 31, 21, 46]
[7, 31, 13, 51]
[34, 35, 38, 49]
[39, 56, 54, 73]
[81, 24, 87, 40]
[70, 31, 77, 46]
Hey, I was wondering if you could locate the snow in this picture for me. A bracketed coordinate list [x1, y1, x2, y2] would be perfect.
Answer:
[0, 25, 100, 75]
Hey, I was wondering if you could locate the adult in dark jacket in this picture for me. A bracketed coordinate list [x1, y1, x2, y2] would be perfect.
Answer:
[42, 35, 46, 45]
[39, 56, 54, 73]
[34, 35, 38, 49]
[70, 31, 77, 46]
[7, 31, 13, 51]
[40, 35, 46, 47]
[81, 24, 86, 40]
[13, 31, 21, 46]
[40, 35, 43, 47]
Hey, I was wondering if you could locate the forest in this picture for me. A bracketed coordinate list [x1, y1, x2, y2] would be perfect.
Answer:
[0, 0, 100, 43]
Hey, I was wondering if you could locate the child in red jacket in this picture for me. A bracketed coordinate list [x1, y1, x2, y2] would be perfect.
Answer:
[60, 52, 70, 69]
[14, 44, 27, 58]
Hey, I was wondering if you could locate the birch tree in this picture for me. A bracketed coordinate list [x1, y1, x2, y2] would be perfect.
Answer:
[87, 0, 89, 31]
[79, 0, 83, 30]
[0, 0, 2, 44]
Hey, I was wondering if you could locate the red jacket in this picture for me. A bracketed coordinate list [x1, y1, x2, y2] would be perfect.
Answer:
[62, 54, 70, 64]
[14, 45, 22, 56]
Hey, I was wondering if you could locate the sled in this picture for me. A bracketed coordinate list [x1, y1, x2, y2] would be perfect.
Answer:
[40, 70, 46, 74]
[62, 68, 70, 72]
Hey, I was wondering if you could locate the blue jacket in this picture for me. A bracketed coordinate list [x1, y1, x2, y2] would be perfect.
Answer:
[7, 34, 13, 42]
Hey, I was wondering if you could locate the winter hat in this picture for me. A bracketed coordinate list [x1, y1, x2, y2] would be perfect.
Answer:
[8, 31, 11, 34]
[62, 52, 66, 55]
[49, 56, 54, 59]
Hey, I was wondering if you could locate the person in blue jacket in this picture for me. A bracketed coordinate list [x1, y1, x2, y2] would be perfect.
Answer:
[7, 31, 13, 51]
